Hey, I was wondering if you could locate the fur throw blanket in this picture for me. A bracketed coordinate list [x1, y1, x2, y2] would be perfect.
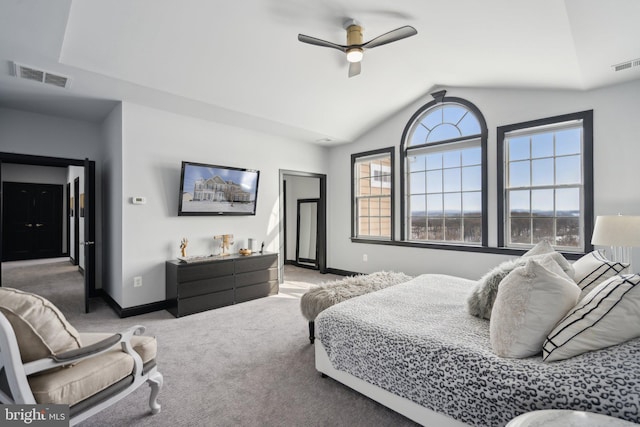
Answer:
[300, 271, 412, 321]
[466, 251, 574, 320]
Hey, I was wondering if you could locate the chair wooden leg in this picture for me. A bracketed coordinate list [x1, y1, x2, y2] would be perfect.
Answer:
[309, 321, 315, 344]
[147, 371, 163, 415]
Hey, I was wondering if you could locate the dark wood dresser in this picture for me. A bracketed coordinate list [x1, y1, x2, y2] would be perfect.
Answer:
[165, 252, 278, 317]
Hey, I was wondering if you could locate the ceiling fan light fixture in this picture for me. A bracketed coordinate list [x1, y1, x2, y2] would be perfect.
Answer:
[346, 48, 363, 63]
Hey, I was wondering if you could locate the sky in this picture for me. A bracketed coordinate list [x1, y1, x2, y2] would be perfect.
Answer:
[407, 105, 582, 217]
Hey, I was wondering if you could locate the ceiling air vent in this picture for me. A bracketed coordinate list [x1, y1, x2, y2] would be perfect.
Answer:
[11, 62, 71, 88]
[612, 58, 640, 72]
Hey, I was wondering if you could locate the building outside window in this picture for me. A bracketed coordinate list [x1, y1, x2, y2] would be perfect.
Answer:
[352, 148, 394, 240]
[497, 110, 593, 252]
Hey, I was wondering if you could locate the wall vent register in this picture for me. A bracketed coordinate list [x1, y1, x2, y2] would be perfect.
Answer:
[11, 61, 71, 88]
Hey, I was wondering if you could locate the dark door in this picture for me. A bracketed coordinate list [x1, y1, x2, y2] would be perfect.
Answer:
[66, 182, 70, 258]
[83, 159, 96, 313]
[2, 182, 63, 261]
[73, 177, 80, 265]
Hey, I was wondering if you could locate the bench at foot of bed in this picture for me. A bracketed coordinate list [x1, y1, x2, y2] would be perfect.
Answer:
[300, 271, 412, 344]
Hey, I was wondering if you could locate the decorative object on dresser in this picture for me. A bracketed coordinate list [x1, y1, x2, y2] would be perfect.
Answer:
[179, 237, 188, 257]
[213, 234, 234, 256]
[166, 252, 278, 317]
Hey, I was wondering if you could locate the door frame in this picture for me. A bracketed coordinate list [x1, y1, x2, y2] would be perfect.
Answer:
[279, 170, 327, 282]
[0, 152, 97, 308]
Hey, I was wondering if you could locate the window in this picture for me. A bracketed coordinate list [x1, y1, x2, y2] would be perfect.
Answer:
[498, 111, 593, 252]
[400, 91, 488, 246]
[352, 148, 394, 240]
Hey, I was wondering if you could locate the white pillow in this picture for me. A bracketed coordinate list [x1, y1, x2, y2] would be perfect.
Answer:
[572, 251, 629, 299]
[523, 240, 555, 257]
[490, 257, 580, 358]
[467, 251, 574, 320]
[543, 274, 640, 362]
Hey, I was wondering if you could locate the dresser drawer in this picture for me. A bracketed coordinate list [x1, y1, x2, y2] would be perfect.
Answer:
[235, 281, 274, 303]
[235, 268, 277, 288]
[178, 275, 234, 298]
[178, 290, 234, 316]
[176, 260, 234, 283]
[234, 255, 277, 274]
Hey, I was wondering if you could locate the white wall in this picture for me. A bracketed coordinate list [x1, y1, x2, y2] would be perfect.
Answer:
[0, 108, 103, 285]
[100, 103, 124, 303]
[118, 102, 329, 307]
[1, 163, 68, 253]
[284, 175, 320, 261]
[326, 80, 640, 278]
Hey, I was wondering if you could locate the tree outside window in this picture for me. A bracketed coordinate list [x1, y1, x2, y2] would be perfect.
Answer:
[400, 91, 488, 246]
[498, 111, 594, 252]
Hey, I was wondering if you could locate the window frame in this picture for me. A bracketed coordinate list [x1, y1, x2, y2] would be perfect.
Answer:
[497, 110, 594, 253]
[400, 91, 489, 247]
[351, 147, 395, 241]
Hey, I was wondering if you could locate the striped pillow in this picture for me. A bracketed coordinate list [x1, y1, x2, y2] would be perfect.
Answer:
[572, 251, 628, 299]
[543, 274, 640, 362]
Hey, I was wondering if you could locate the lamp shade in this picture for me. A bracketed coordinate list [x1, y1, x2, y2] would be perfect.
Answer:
[591, 215, 640, 247]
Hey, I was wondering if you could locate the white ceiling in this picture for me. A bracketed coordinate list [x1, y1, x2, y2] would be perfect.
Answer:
[0, 0, 639, 145]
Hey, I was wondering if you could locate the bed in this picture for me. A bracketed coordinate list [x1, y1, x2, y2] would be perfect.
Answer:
[315, 274, 640, 427]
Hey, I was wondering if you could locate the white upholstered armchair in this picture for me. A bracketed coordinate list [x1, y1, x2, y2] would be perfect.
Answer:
[0, 287, 162, 426]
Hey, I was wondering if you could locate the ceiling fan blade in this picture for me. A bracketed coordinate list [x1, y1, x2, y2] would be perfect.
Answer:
[298, 34, 346, 52]
[348, 61, 361, 78]
[361, 25, 417, 49]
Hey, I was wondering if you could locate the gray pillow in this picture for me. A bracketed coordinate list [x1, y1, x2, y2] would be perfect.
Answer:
[466, 250, 574, 320]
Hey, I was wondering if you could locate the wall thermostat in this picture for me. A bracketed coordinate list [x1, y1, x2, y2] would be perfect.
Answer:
[132, 196, 146, 205]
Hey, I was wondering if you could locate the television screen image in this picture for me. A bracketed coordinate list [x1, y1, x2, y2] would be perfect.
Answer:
[178, 161, 260, 216]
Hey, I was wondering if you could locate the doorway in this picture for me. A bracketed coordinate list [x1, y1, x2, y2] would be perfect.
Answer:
[0, 152, 96, 313]
[279, 170, 327, 283]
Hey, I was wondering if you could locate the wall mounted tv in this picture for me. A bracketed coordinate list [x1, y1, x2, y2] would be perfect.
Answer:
[178, 161, 260, 216]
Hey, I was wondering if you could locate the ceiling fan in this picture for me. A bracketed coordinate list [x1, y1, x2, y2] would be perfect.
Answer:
[298, 20, 417, 78]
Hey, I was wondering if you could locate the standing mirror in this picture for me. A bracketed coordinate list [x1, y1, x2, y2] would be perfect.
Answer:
[296, 199, 319, 268]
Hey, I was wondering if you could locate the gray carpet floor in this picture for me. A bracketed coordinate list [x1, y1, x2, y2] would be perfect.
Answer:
[2, 259, 419, 427]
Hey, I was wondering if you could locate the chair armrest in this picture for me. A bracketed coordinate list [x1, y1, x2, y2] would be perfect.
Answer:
[50, 334, 121, 363]
[23, 325, 147, 376]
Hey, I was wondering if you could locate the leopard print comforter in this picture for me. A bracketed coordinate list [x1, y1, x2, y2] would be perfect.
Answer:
[316, 274, 640, 426]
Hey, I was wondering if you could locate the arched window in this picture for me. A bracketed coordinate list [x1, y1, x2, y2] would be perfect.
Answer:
[400, 90, 488, 246]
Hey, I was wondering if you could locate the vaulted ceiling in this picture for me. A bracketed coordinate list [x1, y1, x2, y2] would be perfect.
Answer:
[0, 0, 638, 145]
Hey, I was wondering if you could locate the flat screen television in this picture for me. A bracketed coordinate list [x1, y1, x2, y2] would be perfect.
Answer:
[178, 161, 260, 216]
